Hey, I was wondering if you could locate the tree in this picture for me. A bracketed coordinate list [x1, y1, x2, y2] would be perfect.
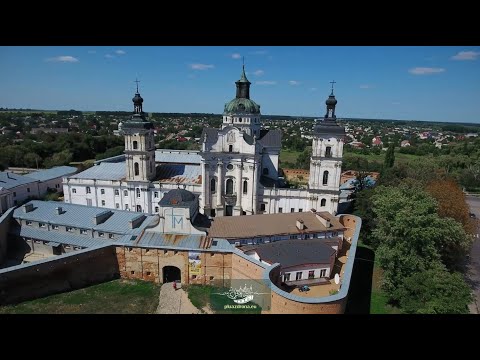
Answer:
[353, 188, 376, 246]
[43, 150, 73, 168]
[426, 178, 477, 235]
[395, 264, 472, 314]
[370, 184, 470, 297]
[24, 153, 41, 169]
[296, 149, 310, 170]
[384, 143, 395, 168]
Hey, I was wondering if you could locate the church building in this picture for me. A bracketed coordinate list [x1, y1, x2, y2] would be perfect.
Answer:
[63, 67, 345, 216]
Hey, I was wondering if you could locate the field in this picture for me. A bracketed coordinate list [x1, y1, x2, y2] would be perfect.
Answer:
[344, 150, 422, 164]
[279, 150, 302, 165]
[0, 279, 161, 314]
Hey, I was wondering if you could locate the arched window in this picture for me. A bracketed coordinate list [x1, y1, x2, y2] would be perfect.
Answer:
[239, 117, 242, 123]
[243, 180, 248, 194]
[226, 179, 234, 195]
[211, 178, 216, 193]
[134, 162, 139, 176]
[323, 171, 329, 185]
[229, 145, 233, 153]
[263, 168, 269, 175]
[325, 146, 332, 157]
[321, 198, 326, 207]
[136, 188, 141, 198]
[136, 205, 142, 212]
[124, 190, 128, 196]
[133, 141, 138, 150]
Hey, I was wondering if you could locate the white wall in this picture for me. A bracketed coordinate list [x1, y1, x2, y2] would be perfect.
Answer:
[282, 266, 331, 282]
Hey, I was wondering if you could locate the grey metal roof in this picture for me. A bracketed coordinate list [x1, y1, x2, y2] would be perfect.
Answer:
[201, 128, 219, 143]
[156, 164, 202, 185]
[258, 129, 282, 148]
[12, 226, 103, 248]
[0, 172, 37, 189]
[313, 119, 346, 138]
[69, 161, 126, 180]
[13, 200, 156, 234]
[250, 239, 335, 269]
[94, 154, 126, 165]
[137, 232, 210, 250]
[26, 166, 77, 182]
[155, 150, 202, 165]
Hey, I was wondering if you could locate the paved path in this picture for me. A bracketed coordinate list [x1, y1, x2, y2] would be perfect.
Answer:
[156, 282, 201, 314]
[466, 196, 480, 314]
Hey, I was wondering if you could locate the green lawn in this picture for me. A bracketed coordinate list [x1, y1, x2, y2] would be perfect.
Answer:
[0, 279, 161, 314]
[280, 149, 302, 165]
[370, 262, 401, 314]
[344, 151, 422, 164]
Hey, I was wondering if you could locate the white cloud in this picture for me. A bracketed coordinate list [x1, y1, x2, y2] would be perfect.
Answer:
[310, 87, 317, 91]
[359, 84, 373, 89]
[289, 80, 300, 86]
[451, 50, 480, 61]
[256, 81, 276, 85]
[46, 56, 79, 63]
[190, 63, 215, 70]
[231, 53, 241, 59]
[115, 50, 126, 55]
[408, 67, 445, 75]
[87, 50, 96, 54]
[105, 54, 115, 59]
[253, 69, 264, 76]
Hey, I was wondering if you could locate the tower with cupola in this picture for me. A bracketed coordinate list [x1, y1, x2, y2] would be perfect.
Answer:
[308, 82, 345, 214]
[123, 80, 156, 182]
[221, 64, 262, 138]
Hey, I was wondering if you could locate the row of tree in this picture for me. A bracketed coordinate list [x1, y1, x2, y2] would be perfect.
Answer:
[354, 152, 476, 313]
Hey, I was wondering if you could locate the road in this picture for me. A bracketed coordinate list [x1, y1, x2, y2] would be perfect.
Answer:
[466, 196, 480, 314]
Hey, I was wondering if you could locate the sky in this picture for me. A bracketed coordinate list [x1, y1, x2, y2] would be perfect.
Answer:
[0, 46, 479, 123]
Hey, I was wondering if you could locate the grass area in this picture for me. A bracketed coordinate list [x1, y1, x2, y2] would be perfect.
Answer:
[0, 279, 161, 314]
[370, 262, 401, 314]
[186, 285, 262, 314]
[279, 149, 302, 165]
[344, 151, 422, 164]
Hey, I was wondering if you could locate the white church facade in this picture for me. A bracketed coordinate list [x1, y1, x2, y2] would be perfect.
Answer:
[63, 67, 345, 216]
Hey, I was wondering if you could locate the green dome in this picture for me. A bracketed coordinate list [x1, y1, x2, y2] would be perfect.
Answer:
[224, 98, 260, 114]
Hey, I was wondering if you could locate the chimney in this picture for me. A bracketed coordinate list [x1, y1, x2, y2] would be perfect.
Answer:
[310, 208, 317, 214]
[316, 213, 331, 228]
[23, 203, 34, 213]
[129, 214, 146, 229]
[93, 210, 113, 225]
[55, 207, 63, 215]
[296, 219, 305, 230]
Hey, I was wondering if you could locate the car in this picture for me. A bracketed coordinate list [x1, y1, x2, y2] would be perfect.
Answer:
[298, 285, 310, 292]
[470, 213, 477, 219]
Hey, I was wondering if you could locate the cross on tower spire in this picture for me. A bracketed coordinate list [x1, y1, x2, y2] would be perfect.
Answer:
[330, 80, 336, 95]
[135, 78, 140, 93]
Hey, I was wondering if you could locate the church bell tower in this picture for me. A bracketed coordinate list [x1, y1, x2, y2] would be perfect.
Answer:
[123, 80, 156, 182]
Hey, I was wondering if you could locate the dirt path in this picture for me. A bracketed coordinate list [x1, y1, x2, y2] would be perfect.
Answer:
[156, 283, 202, 314]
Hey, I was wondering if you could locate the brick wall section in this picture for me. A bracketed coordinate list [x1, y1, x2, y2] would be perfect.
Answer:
[0, 245, 119, 305]
[231, 252, 265, 280]
[115, 246, 232, 285]
[0, 208, 14, 265]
